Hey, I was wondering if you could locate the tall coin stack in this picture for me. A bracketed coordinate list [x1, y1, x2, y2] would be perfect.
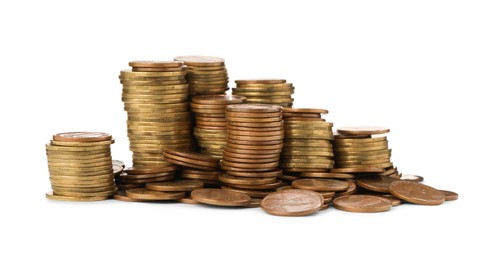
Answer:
[281, 108, 335, 181]
[174, 55, 229, 97]
[333, 126, 394, 174]
[120, 61, 194, 167]
[232, 79, 295, 107]
[45, 132, 116, 201]
[191, 95, 246, 159]
[220, 104, 284, 197]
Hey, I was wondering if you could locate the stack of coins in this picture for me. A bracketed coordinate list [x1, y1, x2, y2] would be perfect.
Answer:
[232, 79, 295, 107]
[174, 55, 229, 96]
[333, 126, 394, 173]
[280, 109, 334, 181]
[120, 61, 194, 167]
[45, 132, 116, 201]
[220, 104, 284, 196]
[163, 148, 222, 186]
[191, 95, 246, 159]
[115, 166, 178, 190]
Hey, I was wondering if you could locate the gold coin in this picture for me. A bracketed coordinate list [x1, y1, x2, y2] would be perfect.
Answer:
[125, 188, 185, 200]
[51, 185, 116, 193]
[334, 140, 388, 148]
[333, 145, 389, 152]
[120, 69, 187, 77]
[53, 188, 117, 197]
[337, 126, 390, 135]
[46, 144, 110, 152]
[45, 191, 110, 202]
[120, 79, 187, 86]
[332, 136, 387, 143]
[282, 151, 334, 157]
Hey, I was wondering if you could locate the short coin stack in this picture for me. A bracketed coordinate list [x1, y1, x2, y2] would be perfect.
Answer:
[45, 132, 116, 201]
[333, 126, 394, 172]
[281, 109, 335, 180]
[232, 79, 295, 107]
[191, 95, 246, 159]
[120, 61, 194, 167]
[174, 55, 229, 96]
[220, 104, 285, 196]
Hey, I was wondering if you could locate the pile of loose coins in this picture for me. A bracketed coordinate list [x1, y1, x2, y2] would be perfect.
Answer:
[120, 61, 194, 167]
[281, 108, 335, 181]
[191, 95, 246, 159]
[174, 56, 229, 96]
[45, 56, 458, 217]
[45, 132, 117, 201]
[232, 79, 295, 107]
[220, 104, 285, 196]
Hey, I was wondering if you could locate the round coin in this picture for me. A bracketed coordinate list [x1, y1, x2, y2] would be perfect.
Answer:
[125, 188, 185, 200]
[190, 188, 251, 206]
[291, 178, 349, 192]
[146, 180, 204, 192]
[333, 195, 392, 213]
[388, 181, 445, 205]
[260, 189, 323, 216]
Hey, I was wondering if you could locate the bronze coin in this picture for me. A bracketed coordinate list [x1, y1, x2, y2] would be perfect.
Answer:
[191, 188, 251, 206]
[226, 111, 282, 118]
[282, 108, 328, 114]
[163, 156, 217, 171]
[224, 147, 282, 155]
[118, 172, 174, 180]
[300, 172, 355, 179]
[284, 117, 325, 122]
[178, 196, 201, 204]
[260, 189, 323, 216]
[163, 148, 219, 164]
[222, 150, 279, 159]
[219, 174, 277, 186]
[181, 173, 219, 181]
[227, 129, 283, 137]
[113, 192, 147, 202]
[192, 94, 246, 104]
[221, 186, 274, 198]
[399, 174, 424, 182]
[355, 176, 399, 193]
[283, 112, 321, 118]
[195, 121, 228, 127]
[333, 195, 392, 213]
[129, 61, 183, 68]
[146, 180, 204, 192]
[235, 79, 287, 84]
[125, 188, 185, 200]
[226, 104, 282, 113]
[337, 126, 390, 135]
[439, 190, 459, 201]
[131, 67, 184, 72]
[227, 120, 284, 128]
[227, 139, 284, 146]
[226, 180, 284, 190]
[380, 195, 402, 206]
[292, 178, 349, 192]
[116, 175, 174, 184]
[226, 142, 283, 150]
[335, 181, 358, 197]
[221, 155, 279, 164]
[181, 168, 223, 175]
[331, 168, 384, 173]
[389, 181, 445, 205]
[174, 55, 225, 66]
[227, 135, 283, 142]
[227, 125, 284, 132]
[221, 160, 279, 169]
[53, 132, 112, 142]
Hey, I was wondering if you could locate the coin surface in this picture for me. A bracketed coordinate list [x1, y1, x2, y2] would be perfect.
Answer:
[53, 132, 112, 142]
[355, 176, 399, 193]
[125, 188, 185, 200]
[145, 180, 204, 192]
[439, 190, 459, 201]
[190, 188, 251, 206]
[337, 126, 390, 135]
[291, 178, 349, 191]
[389, 181, 445, 205]
[333, 195, 392, 213]
[260, 189, 323, 216]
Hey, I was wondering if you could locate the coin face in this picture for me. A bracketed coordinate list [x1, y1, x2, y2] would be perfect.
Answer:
[53, 132, 112, 142]
[260, 189, 323, 216]
[333, 195, 392, 213]
[190, 188, 251, 206]
[389, 181, 445, 205]
[337, 126, 390, 135]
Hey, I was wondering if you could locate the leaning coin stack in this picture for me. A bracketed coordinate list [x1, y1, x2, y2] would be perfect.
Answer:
[281, 109, 334, 181]
[232, 79, 295, 107]
[220, 104, 285, 196]
[45, 132, 116, 201]
[191, 95, 246, 159]
[174, 55, 229, 97]
[333, 126, 394, 174]
[120, 61, 194, 167]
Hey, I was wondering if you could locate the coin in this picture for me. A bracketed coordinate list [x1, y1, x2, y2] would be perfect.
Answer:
[226, 180, 284, 190]
[337, 126, 390, 135]
[260, 189, 323, 216]
[221, 186, 274, 198]
[439, 190, 459, 201]
[388, 181, 445, 205]
[333, 195, 392, 213]
[355, 176, 399, 193]
[219, 174, 277, 186]
[291, 178, 349, 192]
[226, 104, 282, 113]
[126, 188, 185, 200]
[190, 188, 251, 206]
[52, 132, 112, 142]
[146, 180, 204, 192]
[129, 61, 184, 68]
[380, 195, 402, 206]
[174, 55, 225, 66]
[235, 79, 287, 84]
[45, 191, 110, 202]
[399, 174, 424, 182]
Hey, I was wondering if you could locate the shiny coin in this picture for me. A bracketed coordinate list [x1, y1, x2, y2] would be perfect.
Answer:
[174, 55, 225, 66]
[45, 191, 109, 202]
[125, 188, 185, 200]
[52, 132, 112, 142]
[337, 126, 390, 135]
[146, 180, 204, 192]
[291, 178, 349, 192]
[389, 181, 445, 205]
[261, 189, 323, 216]
[333, 195, 392, 213]
[191, 188, 251, 206]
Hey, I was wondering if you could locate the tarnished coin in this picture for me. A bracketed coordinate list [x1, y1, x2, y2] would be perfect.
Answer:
[146, 180, 204, 192]
[125, 188, 185, 200]
[291, 178, 349, 192]
[333, 195, 392, 213]
[337, 126, 390, 135]
[389, 181, 445, 205]
[190, 188, 251, 206]
[260, 189, 323, 216]
[53, 132, 112, 142]
[439, 190, 459, 201]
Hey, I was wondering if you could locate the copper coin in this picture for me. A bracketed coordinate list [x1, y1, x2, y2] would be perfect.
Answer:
[224, 147, 282, 155]
[228, 121, 284, 128]
[284, 117, 325, 122]
[400, 174, 424, 182]
[221, 186, 274, 198]
[118, 172, 174, 180]
[226, 180, 284, 190]
[227, 129, 283, 137]
[163, 148, 219, 164]
[227, 116, 282, 123]
[163, 152, 218, 168]
[283, 113, 321, 118]
[235, 79, 287, 84]
[320, 203, 330, 210]
[380, 195, 402, 206]
[116, 175, 174, 184]
[125, 188, 185, 200]
[146, 180, 204, 192]
[129, 61, 183, 68]
[337, 126, 390, 135]
[226, 143, 283, 150]
[331, 168, 384, 173]
[439, 190, 459, 201]
[221, 160, 279, 169]
[222, 150, 279, 159]
[178, 196, 200, 204]
[181, 173, 219, 181]
[53, 132, 112, 142]
[181, 168, 223, 175]
[174, 55, 225, 66]
[355, 176, 399, 193]
[192, 94, 246, 104]
[191, 188, 251, 206]
[227, 125, 283, 132]
[300, 172, 355, 179]
[219, 173, 277, 185]
[226, 104, 282, 113]
[227, 134, 283, 142]
[333, 195, 392, 213]
[291, 178, 349, 192]
[163, 156, 217, 171]
[335, 181, 358, 197]
[124, 166, 177, 175]
[282, 108, 328, 114]
[221, 155, 279, 164]
[389, 181, 445, 205]
[261, 189, 323, 216]
[226, 111, 282, 118]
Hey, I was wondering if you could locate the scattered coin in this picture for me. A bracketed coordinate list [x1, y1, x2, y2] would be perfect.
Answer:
[389, 181, 445, 205]
[333, 195, 392, 213]
[191, 188, 251, 206]
[439, 190, 459, 201]
[260, 189, 323, 216]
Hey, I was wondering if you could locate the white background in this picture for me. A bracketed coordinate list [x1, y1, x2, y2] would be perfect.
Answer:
[1, 0, 492, 259]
